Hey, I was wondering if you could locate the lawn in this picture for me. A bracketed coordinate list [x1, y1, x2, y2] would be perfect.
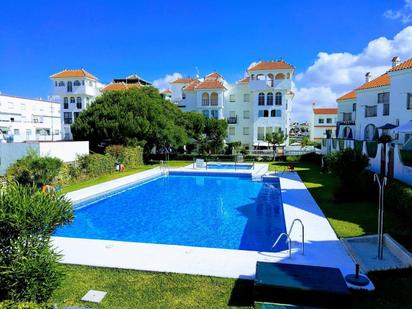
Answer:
[50, 160, 412, 308]
[61, 160, 192, 193]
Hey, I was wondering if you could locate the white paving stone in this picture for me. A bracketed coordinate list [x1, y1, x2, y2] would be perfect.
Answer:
[81, 290, 107, 303]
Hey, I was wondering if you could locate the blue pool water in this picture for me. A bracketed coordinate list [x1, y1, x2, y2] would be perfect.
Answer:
[55, 174, 286, 252]
[207, 163, 253, 170]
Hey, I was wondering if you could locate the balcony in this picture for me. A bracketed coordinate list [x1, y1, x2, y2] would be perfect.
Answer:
[337, 120, 355, 126]
[249, 79, 292, 91]
[227, 116, 237, 124]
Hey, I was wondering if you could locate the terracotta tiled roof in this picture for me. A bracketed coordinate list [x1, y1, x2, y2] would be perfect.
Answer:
[101, 82, 143, 92]
[171, 78, 193, 84]
[194, 80, 226, 90]
[248, 60, 294, 71]
[389, 57, 412, 72]
[238, 76, 250, 84]
[313, 108, 338, 115]
[205, 72, 222, 80]
[183, 80, 201, 91]
[356, 73, 390, 90]
[50, 69, 97, 80]
[162, 89, 172, 94]
[337, 90, 357, 101]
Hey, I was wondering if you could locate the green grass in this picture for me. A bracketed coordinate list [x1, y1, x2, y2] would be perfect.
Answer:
[61, 160, 192, 193]
[49, 160, 412, 308]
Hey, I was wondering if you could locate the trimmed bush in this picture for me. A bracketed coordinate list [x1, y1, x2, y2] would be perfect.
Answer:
[6, 153, 63, 188]
[106, 145, 144, 169]
[385, 178, 412, 221]
[76, 153, 116, 177]
[0, 184, 73, 303]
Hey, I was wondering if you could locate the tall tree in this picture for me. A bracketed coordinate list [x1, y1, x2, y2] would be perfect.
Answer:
[204, 118, 228, 154]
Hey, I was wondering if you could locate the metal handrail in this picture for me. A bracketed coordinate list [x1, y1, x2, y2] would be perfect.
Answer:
[272, 218, 305, 258]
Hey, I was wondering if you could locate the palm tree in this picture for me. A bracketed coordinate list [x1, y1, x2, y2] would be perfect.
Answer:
[265, 131, 287, 160]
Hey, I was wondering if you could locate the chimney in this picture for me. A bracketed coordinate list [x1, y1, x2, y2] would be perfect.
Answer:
[392, 56, 401, 68]
[365, 72, 372, 83]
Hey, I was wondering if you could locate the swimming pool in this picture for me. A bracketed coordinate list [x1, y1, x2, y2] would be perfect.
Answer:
[55, 174, 286, 252]
[206, 163, 253, 170]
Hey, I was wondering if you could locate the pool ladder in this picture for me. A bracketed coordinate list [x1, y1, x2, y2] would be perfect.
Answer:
[160, 161, 169, 176]
[272, 218, 305, 258]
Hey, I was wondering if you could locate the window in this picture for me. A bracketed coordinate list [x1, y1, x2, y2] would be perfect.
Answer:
[318, 118, 324, 124]
[275, 92, 282, 105]
[271, 110, 281, 117]
[258, 93, 265, 105]
[364, 124, 377, 141]
[26, 129, 31, 137]
[266, 127, 273, 135]
[64, 102, 68, 109]
[243, 93, 250, 102]
[67, 81, 72, 92]
[243, 110, 250, 119]
[210, 110, 218, 119]
[267, 92, 273, 105]
[58, 81, 65, 87]
[407, 93, 412, 109]
[377, 92, 390, 104]
[202, 93, 209, 106]
[257, 127, 265, 140]
[64, 97, 68, 104]
[326, 118, 332, 124]
[14, 129, 19, 135]
[210, 92, 218, 106]
[82, 80, 85, 85]
[202, 110, 209, 118]
[343, 112, 352, 121]
[365, 105, 377, 117]
[353, 103, 356, 112]
[267, 74, 274, 87]
[243, 127, 249, 135]
[10, 117, 14, 122]
[229, 111, 236, 117]
[73, 80, 81, 86]
[63, 112, 73, 124]
[76, 97, 82, 109]
[229, 127, 235, 135]
[182, 92, 186, 100]
[229, 94, 236, 102]
[74, 112, 80, 120]
[275, 73, 285, 80]
[70, 97, 75, 103]
[54, 129, 60, 135]
[383, 103, 390, 116]
[263, 110, 268, 117]
[258, 110, 264, 117]
[55, 81, 58, 87]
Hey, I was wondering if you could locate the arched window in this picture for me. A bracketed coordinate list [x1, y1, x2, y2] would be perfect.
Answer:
[267, 92, 273, 105]
[58, 81, 65, 86]
[202, 93, 209, 106]
[210, 92, 218, 106]
[64, 97, 68, 104]
[73, 80, 81, 86]
[343, 127, 352, 139]
[256, 74, 265, 80]
[67, 81, 73, 92]
[275, 92, 282, 105]
[70, 97, 75, 103]
[267, 74, 274, 87]
[264, 110, 269, 117]
[271, 110, 276, 117]
[275, 73, 285, 80]
[364, 124, 377, 141]
[251, 74, 255, 80]
[258, 93, 265, 105]
[76, 97, 82, 109]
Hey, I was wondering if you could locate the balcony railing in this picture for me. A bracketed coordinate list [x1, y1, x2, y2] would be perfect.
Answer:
[227, 116, 237, 124]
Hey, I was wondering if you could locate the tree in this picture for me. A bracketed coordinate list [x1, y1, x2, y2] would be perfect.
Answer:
[0, 184, 73, 303]
[204, 118, 228, 154]
[71, 87, 189, 154]
[265, 131, 287, 160]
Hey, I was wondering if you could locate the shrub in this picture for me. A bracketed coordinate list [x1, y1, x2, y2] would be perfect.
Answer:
[106, 145, 143, 169]
[76, 153, 116, 177]
[400, 150, 412, 167]
[300, 152, 322, 164]
[0, 301, 49, 308]
[0, 184, 73, 303]
[325, 148, 370, 201]
[6, 153, 63, 188]
[384, 178, 412, 221]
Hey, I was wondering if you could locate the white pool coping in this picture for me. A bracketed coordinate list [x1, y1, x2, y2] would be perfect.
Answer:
[53, 168, 374, 290]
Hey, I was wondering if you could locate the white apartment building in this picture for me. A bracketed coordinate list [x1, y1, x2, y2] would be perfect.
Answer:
[170, 60, 295, 149]
[310, 107, 338, 141]
[0, 94, 61, 143]
[50, 69, 105, 140]
[337, 57, 412, 145]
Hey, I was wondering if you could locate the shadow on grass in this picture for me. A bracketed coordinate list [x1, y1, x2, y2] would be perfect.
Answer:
[227, 279, 254, 307]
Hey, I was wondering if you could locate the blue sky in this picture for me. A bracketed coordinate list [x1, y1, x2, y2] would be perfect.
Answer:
[1, 0, 411, 120]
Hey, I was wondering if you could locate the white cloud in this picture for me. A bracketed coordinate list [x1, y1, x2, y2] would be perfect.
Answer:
[152, 72, 182, 91]
[384, 0, 412, 24]
[292, 26, 412, 122]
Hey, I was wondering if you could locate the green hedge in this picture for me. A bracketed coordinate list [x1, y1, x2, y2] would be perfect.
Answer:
[366, 141, 378, 158]
[400, 150, 412, 167]
[106, 145, 144, 169]
[0, 301, 50, 308]
[76, 153, 116, 178]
